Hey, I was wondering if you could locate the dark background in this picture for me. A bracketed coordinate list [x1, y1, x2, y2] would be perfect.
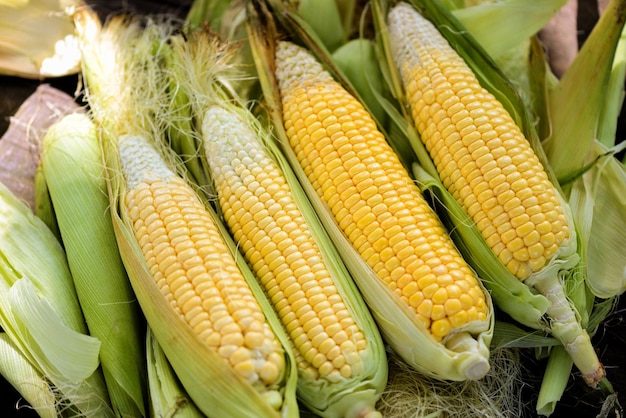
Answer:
[1, 0, 623, 417]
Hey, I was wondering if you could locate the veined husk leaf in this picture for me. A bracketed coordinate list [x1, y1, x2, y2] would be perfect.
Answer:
[296, 0, 347, 52]
[332, 38, 390, 132]
[598, 23, 626, 148]
[247, 0, 494, 382]
[543, 0, 626, 183]
[0, 0, 80, 78]
[33, 161, 61, 242]
[0, 333, 56, 418]
[535, 345, 573, 416]
[164, 28, 387, 418]
[0, 180, 113, 417]
[145, 328, 203, 418]
[568, 141, 626, 298]
[449, 0, 568, 60]
[41, 112, 148, 417]
[101, 134, 299, 418]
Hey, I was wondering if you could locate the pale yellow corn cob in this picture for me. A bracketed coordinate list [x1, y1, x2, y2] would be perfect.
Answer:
[119, 134, 285, 395]
[203, 105, 367, 382]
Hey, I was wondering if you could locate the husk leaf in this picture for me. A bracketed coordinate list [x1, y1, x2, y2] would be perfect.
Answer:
[41, 112, 148, 417]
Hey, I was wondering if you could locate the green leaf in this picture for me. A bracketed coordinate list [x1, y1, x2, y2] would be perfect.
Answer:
[543, 0, 626, 183]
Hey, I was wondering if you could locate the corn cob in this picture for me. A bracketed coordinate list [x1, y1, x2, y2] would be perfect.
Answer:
[166, 30, 387, 417]
[75, 9, 298, 416]
[388, 2, 568, 281]
[271, 38, 493, 381]
[119, 133, 286, 403]
[204, 106, 368, 379]
[385, 1, 604, 387]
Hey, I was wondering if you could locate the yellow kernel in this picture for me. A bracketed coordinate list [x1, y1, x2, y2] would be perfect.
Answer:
[233, 360, 256, 380]
[431, 319, 451, 339]
[444, 298, 463, 316]
[417, 299, 433, 318]
[259, 361, 280, 385]
[450, 310, 468, 328]
[431, 304, 446, 321]
[431, 287, 448, 305]
[244, 331, 264, 349]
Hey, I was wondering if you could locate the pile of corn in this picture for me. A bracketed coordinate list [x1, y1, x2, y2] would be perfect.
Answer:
[0, 0, 625, 417]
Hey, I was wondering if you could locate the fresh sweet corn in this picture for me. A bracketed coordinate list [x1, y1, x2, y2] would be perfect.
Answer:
[271, 39, 493, 381]
[202, 104, 387, 417]
[41, 113, 146, 417]
[275, 39, 488, 342]
[119, 133, 286, 398]
[204, 105, 368, 381]
[75, 9, 297, 416]
[387, 1, 569, 281]
[165, 30, 387, 417]
[384, 1, 604, 387]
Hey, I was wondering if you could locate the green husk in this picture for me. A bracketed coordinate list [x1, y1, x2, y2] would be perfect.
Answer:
[332, 38, 389, 130]
[145, 328, 203, 418]
[450, 0, 568, 60]
[535, 345, 573, 416]
[598, 22, 626, 148]
[568, 141, 626, 298]
[33, 162, 61, 242]
[41, 112, 148, 417]
[296, 0, 347, 52]
[0, 180, 113, 417]
[0, 333, 57, 418]
[543, 0, 626, 184]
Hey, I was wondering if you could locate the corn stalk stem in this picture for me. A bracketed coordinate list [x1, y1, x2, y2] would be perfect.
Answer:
[532, 276, 604, 387]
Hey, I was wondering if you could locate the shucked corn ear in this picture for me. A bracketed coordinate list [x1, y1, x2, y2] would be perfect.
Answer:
[247, 2, 494, 380]
[274, 39, 491, 343]
[75, 9, 298, 416]
[384, 1, 604, 387]
[111, 132, 297, 417]
[121, 133, 287, 402]
[388, 2, 569, 281]
[166, 30, 387, 418]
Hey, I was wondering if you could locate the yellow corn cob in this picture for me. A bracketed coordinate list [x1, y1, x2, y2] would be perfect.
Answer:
[118, 133, 286, 403]
[204, 105, 367, 381]
[385, 2, 604, 387]
[198, 103, 387, 417]
[274, 40, 488, 347]
[387, 2, 569, 281]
